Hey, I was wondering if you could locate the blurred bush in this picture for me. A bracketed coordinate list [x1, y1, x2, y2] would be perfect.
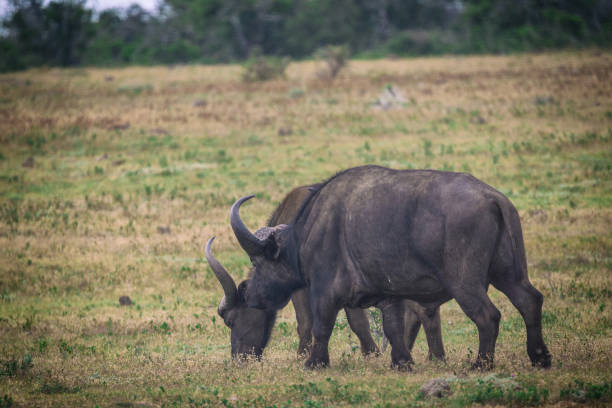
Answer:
[242, 52, 290, 82]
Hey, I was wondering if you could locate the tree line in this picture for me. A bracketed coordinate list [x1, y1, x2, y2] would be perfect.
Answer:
[1, 0, 611, 72]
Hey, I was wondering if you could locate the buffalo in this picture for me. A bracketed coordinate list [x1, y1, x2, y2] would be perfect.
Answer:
[225, 165, 551, 370]
[206, 184, 446, 361]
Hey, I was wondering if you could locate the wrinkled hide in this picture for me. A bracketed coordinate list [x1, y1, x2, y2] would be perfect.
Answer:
[269, 186, 444, 359]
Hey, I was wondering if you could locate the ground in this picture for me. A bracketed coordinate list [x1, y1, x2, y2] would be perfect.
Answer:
[0, 50, 610, 407]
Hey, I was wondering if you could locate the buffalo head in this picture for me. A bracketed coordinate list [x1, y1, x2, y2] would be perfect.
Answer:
[229, 195, 305, 312]
[205, 236, 276, 359]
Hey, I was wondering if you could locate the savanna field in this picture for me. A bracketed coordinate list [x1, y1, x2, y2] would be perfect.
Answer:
[0, 51, 611, 407]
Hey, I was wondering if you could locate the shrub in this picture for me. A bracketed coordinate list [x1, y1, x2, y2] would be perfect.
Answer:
[242, 53, 289, 82]
[314, 45, 349, 79]
[0, 38, 25, 73]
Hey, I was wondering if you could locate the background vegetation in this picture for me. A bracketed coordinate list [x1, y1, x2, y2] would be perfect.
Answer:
[1, 0, 612, 72]
[0, 50, 610, 406]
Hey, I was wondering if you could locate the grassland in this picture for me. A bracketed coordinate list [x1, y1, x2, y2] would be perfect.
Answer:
[0, 50, 611, 407]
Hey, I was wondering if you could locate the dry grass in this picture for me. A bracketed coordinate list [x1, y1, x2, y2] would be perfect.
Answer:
[0, 50, 611, 407]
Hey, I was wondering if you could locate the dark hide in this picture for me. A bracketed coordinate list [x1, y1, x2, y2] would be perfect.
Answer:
[235, 166, 551, 370]
[269, 186, 444, 359]
[207, 185, 445, 360]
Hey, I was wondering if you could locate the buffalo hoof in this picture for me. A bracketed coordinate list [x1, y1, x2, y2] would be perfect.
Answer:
[531, 348, 552, 368]
[297, 348, 311, 360]
[427, 353, 446, 362]
[361, 344, 380, 357]
[390, 359, 413, 372]
[470, 358, 494, 371]
[304, 358, 329, 370]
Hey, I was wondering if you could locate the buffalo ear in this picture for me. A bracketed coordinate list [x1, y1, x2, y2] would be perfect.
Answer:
[269, 225, 289, 260]
[263, 237, 281, 260]
[237, 280, 250, 303]
[255, 225, 288, 260]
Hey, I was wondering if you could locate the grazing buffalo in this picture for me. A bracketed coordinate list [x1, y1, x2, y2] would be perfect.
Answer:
[227, 165, 551, 370]
[206, 185, 446, 361]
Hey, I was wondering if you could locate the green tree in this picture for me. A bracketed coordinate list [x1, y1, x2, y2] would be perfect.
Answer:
[1, 0, 93, 68]
[44, 0, 94, 65]
[461, 0, 611, 52]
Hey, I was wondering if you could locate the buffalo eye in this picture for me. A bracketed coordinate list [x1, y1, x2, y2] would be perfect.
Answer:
[224, 318, 233, 328]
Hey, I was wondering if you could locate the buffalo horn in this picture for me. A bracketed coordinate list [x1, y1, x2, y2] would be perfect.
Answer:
[230, 195, 266, 256]
[205, 236, 237, 308]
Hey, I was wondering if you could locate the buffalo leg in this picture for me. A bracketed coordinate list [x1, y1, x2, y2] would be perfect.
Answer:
[403, 306, 421, 353]
[380, 300, 413, 370]
[304, 298, 339, 369]
[291, 288, 313, 357]
[493, 280, 551, 368]
[450, 287, 501, 370]
[345, 307, 380, 356]
[443, 211, 502, 369]
[403, 301, 446, 361]
[419, 306, 445, 361]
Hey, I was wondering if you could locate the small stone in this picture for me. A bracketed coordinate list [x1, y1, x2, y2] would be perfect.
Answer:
[470, 115, 487, 124]
[151, 128, 168, 135]
[277, 127, 293, 137]
[22, 156, 34, 168]
[115, 401, 153, 408]
[109, 123, 130, 131]
[534, 95, 554, 106]
[112, 159, 126, 166]
[193, 99, 207, 107]
[420, 378, 451, 398]
[104, 76, 114, 82]
[119, 296, 132, 306]
[157, 226, 171, 234]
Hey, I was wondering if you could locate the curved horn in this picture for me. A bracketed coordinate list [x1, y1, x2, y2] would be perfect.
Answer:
[205, 237, 237, 307]
[230, 195, 266, 256]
